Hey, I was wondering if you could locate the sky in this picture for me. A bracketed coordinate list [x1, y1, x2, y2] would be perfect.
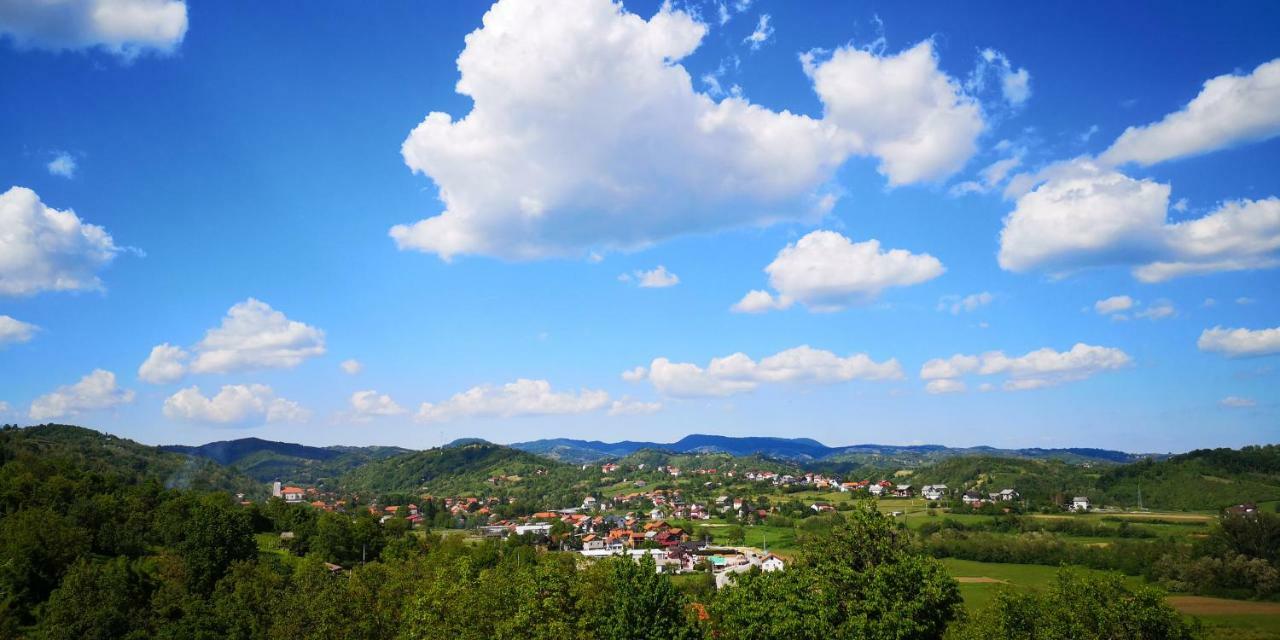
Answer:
[1, 0, 1278, 452]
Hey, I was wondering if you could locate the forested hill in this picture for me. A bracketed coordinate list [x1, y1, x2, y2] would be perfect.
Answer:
[160, 436, 410, 485]
[1093, 445, 1280, 511]
[0, 424, 258, 495]
[339, 442, 568, 494]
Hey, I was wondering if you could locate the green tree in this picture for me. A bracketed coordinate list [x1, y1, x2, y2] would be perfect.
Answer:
[177, 496, 257, 595]
[0, 508, 91, 620]
[711, 501, 962, 640]
[577, 555, 701, 640]
[36, 557, 152, 640]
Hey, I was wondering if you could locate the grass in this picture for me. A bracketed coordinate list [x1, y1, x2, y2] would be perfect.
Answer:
[940, 558, 1280, 639]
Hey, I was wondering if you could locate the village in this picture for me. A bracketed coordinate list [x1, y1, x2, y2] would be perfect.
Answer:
[264, 460, 1091, 586]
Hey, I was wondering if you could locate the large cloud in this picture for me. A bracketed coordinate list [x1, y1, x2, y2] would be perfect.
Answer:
[920, 343, 1131, 393]
[138, 299, 326, 383]
[29, 369, 135, 420]
[631, 345, 903, 398]
[163, 384, 308, 425]
[415, 379, 610, 422]
[0, 0, 187, 59]
[0, 315, 38, 347]
[1102, 58, 1280, 166]
[0, 186, 123, 296]
[998, 160, 1280, 281]
[390, 0, 982, 260]
[732, 230, 944, 313]
[805, 40, 985, 186]
[1197, 326, 1280, 358]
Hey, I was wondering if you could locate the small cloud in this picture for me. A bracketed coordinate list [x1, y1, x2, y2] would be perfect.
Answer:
[1172, 197, 1189, 213]
[1134, 300, 1175, 321]
[622, 265, 679, 288]
[47, 152, 77, 178]
[743, 14, 774, 50]
[1203, 298, 1217, 307]
[1094, 295, 1134, 315]
[1220, 395, 1256, 408]
[340, 359, 363, 375]
[938, 292, 994, 315]
[1236, 297, 1256, 305]
[1079, 125, 1100, 143]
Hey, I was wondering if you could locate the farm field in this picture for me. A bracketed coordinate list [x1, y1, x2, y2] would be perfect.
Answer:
[942, 558, 1280, 639]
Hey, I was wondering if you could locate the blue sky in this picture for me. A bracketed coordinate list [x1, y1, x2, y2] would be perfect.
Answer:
[1, 0, 1277, 452]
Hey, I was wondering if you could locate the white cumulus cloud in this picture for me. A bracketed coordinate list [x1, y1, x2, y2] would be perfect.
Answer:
[340, 359, 363, 375]
[163, 384, 308, 425]
[0, 0, 187, 59]
[349, 390, 406, 419]
[634, 345, 903, 398]
[998, 157, 1280, 281]
[0, 315, 38, 346]
[805, 40, 984, 186]
[1102, 58, 1280, 167]
[0, 186, 123, 296]
[390, 0, 983, 261]
[920, 343, 1131, 392]
[415, 378, 610, 422]
[137, 343, 188, 383]
[1197, 326, 1280, 358]
[29, 369, 135, 420]
[735, 230, 944, 313]
[139, 299, 325, 383]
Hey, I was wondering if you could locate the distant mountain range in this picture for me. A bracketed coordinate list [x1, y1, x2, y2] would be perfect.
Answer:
[508, 434, 1152, 465]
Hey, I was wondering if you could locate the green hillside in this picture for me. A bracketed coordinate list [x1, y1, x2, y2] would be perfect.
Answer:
[0, 424, 259, 496]
[339, 443, 595, 511]
[1094, 445, 1280, 510]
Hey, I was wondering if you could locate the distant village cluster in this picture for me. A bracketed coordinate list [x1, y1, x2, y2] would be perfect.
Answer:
[265, 460, 1096, 583]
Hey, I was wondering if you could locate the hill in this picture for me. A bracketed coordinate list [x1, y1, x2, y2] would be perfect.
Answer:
[162, 436, 410, 486]
[510, 433, 1146, 466]
[1, 424, 259, 495]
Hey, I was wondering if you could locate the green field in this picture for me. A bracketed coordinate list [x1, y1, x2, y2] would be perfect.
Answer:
[941, 558, 1280, 639]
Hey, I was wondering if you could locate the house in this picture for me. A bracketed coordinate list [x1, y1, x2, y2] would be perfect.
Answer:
[650, 507, 664, 521]
[892, 484, 913, 498]
[962, 491, 985, 506]
[281, 486, 305, 503]
[761, 553, 786, 572]
[996, 489, 1019, 502]
[921, 484, 947, 501]
[868, 484, 885, 497]
[1226, 503, 1258, 516]
[1071, 497, 1090, 512]
[810, 502, 834, 513]
[515, 523, 553, 536]
[582, 496, 598, 510]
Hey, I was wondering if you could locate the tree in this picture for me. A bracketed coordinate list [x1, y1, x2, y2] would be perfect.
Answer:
[36, 557, 152, 640]
[951, 569, 1201, 639]
[176, 496, 257, 595]
[577, 555, 702, 640]
[0, 508, 91, 620]
[711, 501, 962, 640]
